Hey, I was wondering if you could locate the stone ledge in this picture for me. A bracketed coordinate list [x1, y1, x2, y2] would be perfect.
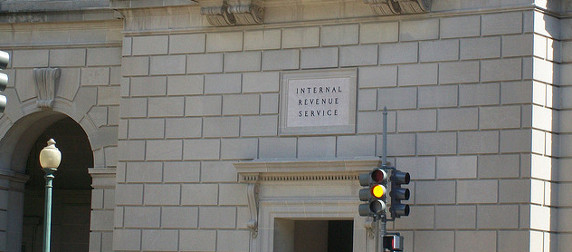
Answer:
[364, 0, 431, 15]
[88, 168, 117, 189]
[0, 20, 123, 47]
[233, 157, 381, 182]
[0, 169, 29, 184]
[110, 0, 197, 9]
[0, 0, 110, 13]
[0, 9, 121, 24]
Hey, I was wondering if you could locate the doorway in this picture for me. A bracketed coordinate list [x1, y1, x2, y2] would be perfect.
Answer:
[274, 219, 354, 252]
[21, 117, 93, 252]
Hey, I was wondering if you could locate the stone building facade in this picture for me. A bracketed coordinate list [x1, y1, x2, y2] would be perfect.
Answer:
[0, 0, 570, 251]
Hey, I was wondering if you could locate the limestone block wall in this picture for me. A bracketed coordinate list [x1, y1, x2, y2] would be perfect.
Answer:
[89, 168, 118, 252]
[115, 4, 544, 251]
[0, 18, 122, 252]
[556, 11, 572, 252]
[0, 46, 122, 169]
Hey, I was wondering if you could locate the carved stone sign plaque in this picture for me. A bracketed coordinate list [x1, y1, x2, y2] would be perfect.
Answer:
[280, 69, 356, 135]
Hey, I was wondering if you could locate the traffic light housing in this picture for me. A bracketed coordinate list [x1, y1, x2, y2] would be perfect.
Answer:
[358, 168, 388, 217]
[383, 234, 404, 251]
[389, 170, 410, 218]
[0, 50, 9, 113]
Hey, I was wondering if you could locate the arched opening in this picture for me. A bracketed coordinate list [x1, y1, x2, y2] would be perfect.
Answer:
[20, 117, 93, 252]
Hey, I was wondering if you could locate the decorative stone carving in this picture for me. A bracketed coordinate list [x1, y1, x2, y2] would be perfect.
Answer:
[397, 0, 431, 14]
[33, 68, 60, 109]
[363, 0, 400, 15]
[199, 0, 264, 26]
[246, 182, 260, 238]
[201, 1, 236, 26]
[363, 0, 431, 15]
[228, 0, 264, 25]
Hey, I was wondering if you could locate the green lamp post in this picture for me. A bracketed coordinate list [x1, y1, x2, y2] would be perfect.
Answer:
[39, 139, 61, 252]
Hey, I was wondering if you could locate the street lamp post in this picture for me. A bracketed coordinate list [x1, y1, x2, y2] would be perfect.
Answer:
[39, 139, 61, 252]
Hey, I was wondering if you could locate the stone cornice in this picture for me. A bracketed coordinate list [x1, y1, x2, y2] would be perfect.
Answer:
[0, 9, 121, 24]
[233, 157, 382, 182]
[110, 0, 197, 9]
[0, 19, 122, 31]
[197, 0, 431, 26]
[364, 0, 431, 15]
[199, 0, 264, 26]
[0, 0, 110, 13]
[0, 20, 123, 48]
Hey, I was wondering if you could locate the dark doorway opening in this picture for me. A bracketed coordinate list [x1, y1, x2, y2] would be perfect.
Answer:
[274, 219, 354, 252]
[21, 117, 93, 252]
[327, 220, 353, 252]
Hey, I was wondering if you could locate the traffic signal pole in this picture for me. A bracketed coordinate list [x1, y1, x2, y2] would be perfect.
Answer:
[378, 215, 387, 252]
[359, 106, 409, 251]
[379, 107, 388, 252]
[382, 107, 388, 166]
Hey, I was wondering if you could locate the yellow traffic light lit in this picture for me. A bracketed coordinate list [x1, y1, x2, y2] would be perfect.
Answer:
[358, 168, 389, 217]
[371, 184, 386, 198]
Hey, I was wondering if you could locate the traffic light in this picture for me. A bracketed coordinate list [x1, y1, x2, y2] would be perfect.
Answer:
[358, 168, 388, 217]
[0, 50, 9, 113]
[389, 170, 410, 218]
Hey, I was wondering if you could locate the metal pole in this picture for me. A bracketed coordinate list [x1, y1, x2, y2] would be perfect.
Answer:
[374, 216, 379, 252]
[380, 107, 388, 252]
[379, 215, 386, 252]
[382, 107, 388, 166]
[42, 170, 54, 252]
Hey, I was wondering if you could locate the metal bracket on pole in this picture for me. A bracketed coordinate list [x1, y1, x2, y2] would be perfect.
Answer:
[365, 218, 376, 239]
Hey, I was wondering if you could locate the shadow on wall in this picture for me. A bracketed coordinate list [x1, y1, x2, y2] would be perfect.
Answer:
[538, 2, 567, 251]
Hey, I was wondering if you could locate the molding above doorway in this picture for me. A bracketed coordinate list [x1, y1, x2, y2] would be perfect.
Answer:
[234, 157, 381, 182]
[233, 157, 381, 246]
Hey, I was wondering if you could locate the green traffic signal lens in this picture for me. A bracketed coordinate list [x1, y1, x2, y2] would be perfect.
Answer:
[392, 204, 410, 217]
[370, 200, 386, 215]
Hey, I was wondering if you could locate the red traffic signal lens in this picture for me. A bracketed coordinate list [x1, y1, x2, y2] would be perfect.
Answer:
[371, 169, 386, 183]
